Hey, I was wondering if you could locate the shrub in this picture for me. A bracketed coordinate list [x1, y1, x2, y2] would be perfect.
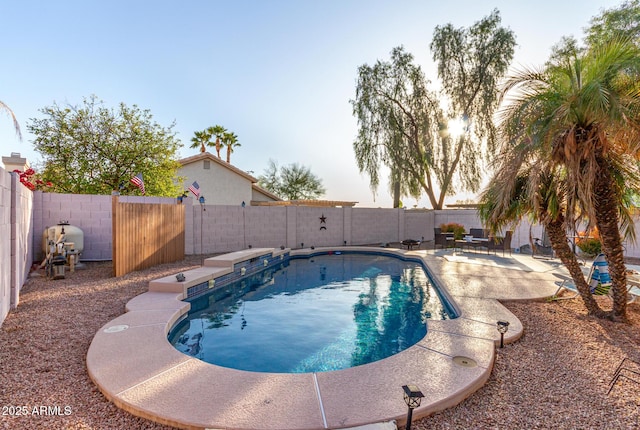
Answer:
[440, 222, 465, 240]
[576, 237, 602, 257]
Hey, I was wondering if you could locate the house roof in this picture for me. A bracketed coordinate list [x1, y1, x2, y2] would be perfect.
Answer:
[251, 184, 282, 201]
[178, 152, 258, 183]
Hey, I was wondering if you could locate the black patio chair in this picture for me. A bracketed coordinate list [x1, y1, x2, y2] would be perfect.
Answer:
[433, 227, 452, 250]
[468, 228, 489, 253]
[488, 231, 513, 256]
[531, 227, 554, 259]
[469, 228, 486, 238]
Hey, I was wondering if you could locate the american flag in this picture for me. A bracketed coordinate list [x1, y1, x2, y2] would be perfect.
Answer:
[188, 181, 200, 197]
[130, 173, 145, 195]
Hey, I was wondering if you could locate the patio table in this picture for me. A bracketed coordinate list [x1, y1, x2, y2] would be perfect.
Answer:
[455, 236, 489, 253]
[400, 239, 421, 250]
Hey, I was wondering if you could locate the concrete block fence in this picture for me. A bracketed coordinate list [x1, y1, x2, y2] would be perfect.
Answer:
[3, 177, 640, 327]
[1, 167, 34, 326]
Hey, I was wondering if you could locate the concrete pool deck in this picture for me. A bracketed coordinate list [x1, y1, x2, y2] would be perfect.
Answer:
[86, 247, 562, 430]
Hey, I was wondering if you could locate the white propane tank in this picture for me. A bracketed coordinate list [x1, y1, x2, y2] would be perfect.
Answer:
[42, 221, 84, 263]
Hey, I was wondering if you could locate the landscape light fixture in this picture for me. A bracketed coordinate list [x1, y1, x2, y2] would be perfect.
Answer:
[402, 384, 424, 430]
[497, 320, 510, 348]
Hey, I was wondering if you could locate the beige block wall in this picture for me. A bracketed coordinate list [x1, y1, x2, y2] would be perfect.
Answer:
[351, 208, 402, 245]
[0, 167, 12, 325]
[33, 193, 180, 262]
[1, 167, 33, 326]
[28, 195, 640, 263]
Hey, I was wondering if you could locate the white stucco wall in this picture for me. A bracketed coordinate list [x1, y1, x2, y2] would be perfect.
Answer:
[251, 187, 277, 202]
[178, 157, 253, 206]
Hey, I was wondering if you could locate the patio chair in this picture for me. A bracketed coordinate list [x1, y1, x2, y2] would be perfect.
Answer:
[433, 227, 452, 250]
[488, 231, 513, 256]
[551, 253, 611, 300]
[465, 228, 489, 252]
[531, 227, 554, 259]
[469, 228, 487, 239]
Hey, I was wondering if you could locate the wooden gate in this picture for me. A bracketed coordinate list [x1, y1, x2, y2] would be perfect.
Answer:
[112, 195, 185, 277]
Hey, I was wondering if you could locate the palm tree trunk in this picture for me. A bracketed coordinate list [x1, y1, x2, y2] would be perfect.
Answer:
[593, 157, 628, 322]
[546, 217, 606, 317]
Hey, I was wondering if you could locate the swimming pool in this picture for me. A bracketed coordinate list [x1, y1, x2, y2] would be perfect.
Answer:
[168, 252, 457, 373]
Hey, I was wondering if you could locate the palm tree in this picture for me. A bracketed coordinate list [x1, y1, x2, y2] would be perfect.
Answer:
[479, 146, 608, 317]
[207, 125, 227, 159]
[495, 36, 640, 321]
[190, 129, 212, 153]
[222, 131, 240, 163]
[1, 100, 22, 140]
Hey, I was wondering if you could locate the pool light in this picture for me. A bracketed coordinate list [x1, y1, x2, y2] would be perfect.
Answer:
[497, 320, 510, 348]
[402, 384, 424, 430]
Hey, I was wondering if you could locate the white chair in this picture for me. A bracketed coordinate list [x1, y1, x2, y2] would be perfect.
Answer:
[627, 285, 640, 303]
[551, 254, 611, 300]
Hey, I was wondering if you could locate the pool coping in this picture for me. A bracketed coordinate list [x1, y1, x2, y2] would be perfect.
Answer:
[86, 247, 539, 430]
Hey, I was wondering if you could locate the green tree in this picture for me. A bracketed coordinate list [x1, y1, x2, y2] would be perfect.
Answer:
[223, 131, 240, 163]
[257, 159, 326, 200]
[430, 9, 516, 206]
[28, 95, 183, 196]
[351, 10, 515, 209]
[492, 36, 640, 321]
[1, 100, 22, 140]
[351, 47, 434, 208]
[586, 0, 640, 47]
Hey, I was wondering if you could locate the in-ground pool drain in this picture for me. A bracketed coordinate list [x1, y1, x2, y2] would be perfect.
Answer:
[104, 324, 129, 333]
[452, 356, 477, 367]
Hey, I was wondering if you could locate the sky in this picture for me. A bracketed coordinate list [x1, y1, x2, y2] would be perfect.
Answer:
[0, 0, 623, 207]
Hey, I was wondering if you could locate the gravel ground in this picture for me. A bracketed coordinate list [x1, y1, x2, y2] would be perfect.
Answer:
[1, 257, 639, 430]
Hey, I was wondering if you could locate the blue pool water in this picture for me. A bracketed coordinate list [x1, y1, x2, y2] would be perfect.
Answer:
[168, 252, 456, 373]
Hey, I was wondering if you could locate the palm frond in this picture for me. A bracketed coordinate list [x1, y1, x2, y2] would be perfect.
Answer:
[0, 100, 22, 140]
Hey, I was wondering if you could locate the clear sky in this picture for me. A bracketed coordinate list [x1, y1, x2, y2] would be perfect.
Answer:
[0, 0, 622, 207]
